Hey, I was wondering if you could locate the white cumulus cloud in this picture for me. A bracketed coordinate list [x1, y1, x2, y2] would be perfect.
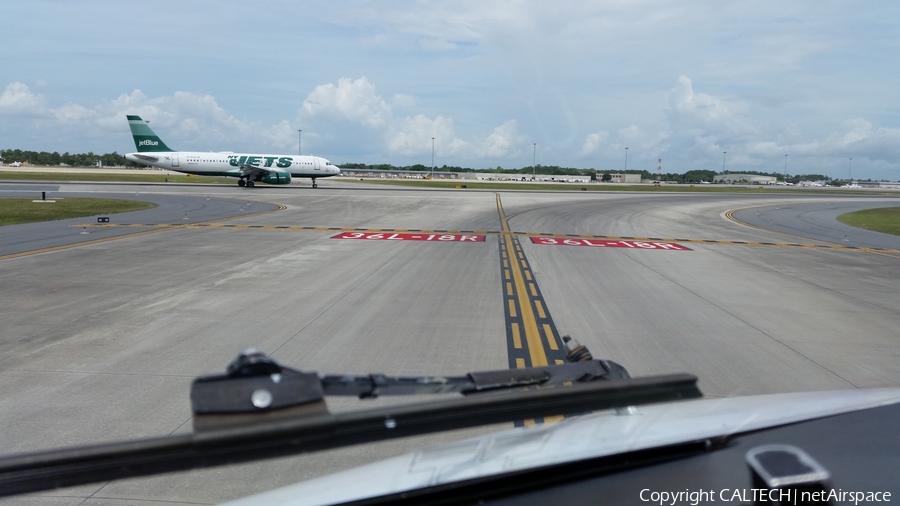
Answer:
[388, 114, 470, 157]
[302, 77, 392, 128]
[667, 75, 750, 136]
[580, 130, 609, 155]
[0, 82, 297, 151]
[478, 120, 523, 158]
[0, 82, 52, 117]
[304, 77, 529, 161]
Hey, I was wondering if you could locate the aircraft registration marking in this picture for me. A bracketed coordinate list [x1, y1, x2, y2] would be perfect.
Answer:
[530, 237, 691, 250]
[332, 232, 485, 242]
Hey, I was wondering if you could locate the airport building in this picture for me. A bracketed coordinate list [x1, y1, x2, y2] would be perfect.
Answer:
[858, 181, 900, 189]
[338, 168, 458, 179]
[713, 174, 777, 185]
[609, 173, 642, 183]
[468, 173, 592, 183]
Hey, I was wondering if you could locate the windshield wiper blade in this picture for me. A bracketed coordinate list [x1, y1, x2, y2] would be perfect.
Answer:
[0, 349, 701, 498]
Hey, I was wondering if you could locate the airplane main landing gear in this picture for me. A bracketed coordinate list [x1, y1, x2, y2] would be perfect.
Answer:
[312, 178, 318, 189]
[237, 179, 245, 187]
[247, 180, 255, 187]
[238, 179, 255, 187]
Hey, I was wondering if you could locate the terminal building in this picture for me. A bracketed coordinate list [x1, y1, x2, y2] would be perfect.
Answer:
[338, 168, 458, 179]
[713, 174, 777, 185]
[609, 173, 642, 183]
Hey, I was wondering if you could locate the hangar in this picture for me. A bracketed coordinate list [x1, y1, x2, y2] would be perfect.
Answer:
[713, 174, 777, 185]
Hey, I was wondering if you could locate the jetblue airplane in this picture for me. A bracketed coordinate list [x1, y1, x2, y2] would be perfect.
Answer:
[123, 115, 340, 188]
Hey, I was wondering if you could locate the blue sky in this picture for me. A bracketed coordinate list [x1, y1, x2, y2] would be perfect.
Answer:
[1, 1, 899, 179]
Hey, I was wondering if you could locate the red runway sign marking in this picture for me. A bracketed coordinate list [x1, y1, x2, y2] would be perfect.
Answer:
[530, 237, 690, 250]
[333, 232, 485, 242]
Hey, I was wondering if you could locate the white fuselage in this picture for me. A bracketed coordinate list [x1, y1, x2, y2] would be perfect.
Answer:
[124, 151, 341, 179]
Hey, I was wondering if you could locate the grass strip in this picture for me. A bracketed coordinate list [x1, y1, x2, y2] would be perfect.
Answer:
[0, 198, 157, 226]
[837, 207, 900, 236]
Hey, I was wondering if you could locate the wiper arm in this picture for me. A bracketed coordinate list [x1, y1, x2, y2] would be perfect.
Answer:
[319, 357, 627, 397]
[0, 343, 700, 498]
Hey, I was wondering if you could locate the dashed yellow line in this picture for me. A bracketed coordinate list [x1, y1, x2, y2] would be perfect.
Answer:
[511, 323, 522, 349]
[534, 300, 547, 319]
[543, 324, 558, 351]
[505, 232, 548, 368]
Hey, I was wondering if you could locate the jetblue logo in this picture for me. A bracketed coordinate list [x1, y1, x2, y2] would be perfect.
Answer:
[139, 139, 158, 146]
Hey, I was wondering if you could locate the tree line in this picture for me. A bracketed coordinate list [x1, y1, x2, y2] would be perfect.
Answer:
[1, 149, 139, 167]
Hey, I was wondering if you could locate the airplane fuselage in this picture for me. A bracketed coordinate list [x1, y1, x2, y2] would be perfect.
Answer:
[124, 114, 339, 187]
[124, 151, 340, 179]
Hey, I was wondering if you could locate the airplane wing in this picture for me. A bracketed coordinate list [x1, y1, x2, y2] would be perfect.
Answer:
[237, 164, 294, 178]
[237, 164, 272, 178]
[130, 153, 160, 163]
[228, 164, 292, 185]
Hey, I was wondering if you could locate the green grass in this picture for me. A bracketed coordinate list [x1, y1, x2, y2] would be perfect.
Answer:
[347, 178, 889, 194]
[0, 198, 157, 226]
[837, 207, 900, 236]
[0, 171, 234, 185]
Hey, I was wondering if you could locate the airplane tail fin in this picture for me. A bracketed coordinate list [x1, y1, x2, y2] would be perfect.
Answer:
[126, 115, 175, 152]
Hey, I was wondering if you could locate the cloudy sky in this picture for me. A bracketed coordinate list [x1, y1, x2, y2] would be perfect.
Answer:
[1, 1, 899, 179]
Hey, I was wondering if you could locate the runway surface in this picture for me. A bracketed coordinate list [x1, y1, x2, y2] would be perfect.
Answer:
[1, 181, 899, 505]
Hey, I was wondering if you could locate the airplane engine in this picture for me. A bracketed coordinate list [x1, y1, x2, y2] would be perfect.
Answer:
[261, 172, 291, 185]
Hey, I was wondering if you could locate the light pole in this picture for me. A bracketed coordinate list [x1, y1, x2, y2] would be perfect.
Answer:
[849, 157, 852, 182]
[431, 137, 435, 179]
[533, 143, 537, 180]
[298, 130, 302, 156]
[784, 154, 788, 182]
[722, 151, 727, 173]
[624, 147, 628, 172]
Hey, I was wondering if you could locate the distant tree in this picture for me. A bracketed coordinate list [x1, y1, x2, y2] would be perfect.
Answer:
[682, 169, 717, 183]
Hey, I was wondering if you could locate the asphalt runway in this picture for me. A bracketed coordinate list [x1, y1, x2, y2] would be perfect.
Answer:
[0, 184, 282, 259]
[732, 200, 900, 249]
[1, 182, 899, 505]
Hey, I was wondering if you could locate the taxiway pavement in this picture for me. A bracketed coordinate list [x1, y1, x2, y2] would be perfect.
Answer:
[1, 183, 898, 505]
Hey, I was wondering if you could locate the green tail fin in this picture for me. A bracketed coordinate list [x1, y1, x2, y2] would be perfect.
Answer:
[126, 115, 175, 152]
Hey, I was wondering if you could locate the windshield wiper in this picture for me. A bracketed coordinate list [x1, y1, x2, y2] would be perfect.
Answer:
[0, 339, 701, 498]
